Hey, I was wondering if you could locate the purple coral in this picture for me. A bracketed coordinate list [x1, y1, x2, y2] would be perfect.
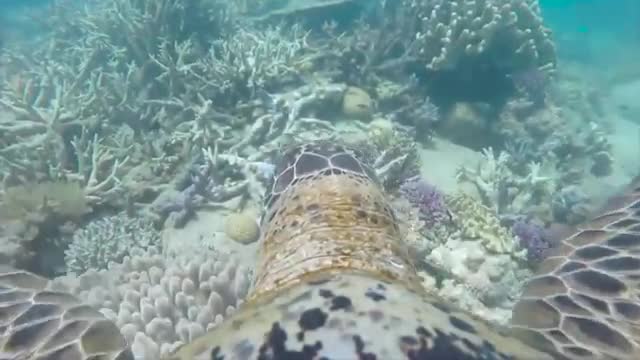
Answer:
[399, 177, 449, 227]
[511, 219, 552, 263]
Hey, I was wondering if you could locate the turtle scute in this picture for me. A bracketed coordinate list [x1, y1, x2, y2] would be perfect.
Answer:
[511, 181, 640, 359]
[0, 269, 133, 360]
[3, 144, 640, 360]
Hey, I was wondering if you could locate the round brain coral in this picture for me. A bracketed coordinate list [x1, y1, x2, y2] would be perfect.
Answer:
[224, 212, 260, 244]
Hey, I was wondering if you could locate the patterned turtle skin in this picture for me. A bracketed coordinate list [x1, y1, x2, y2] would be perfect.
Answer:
[167, 142, 557, 360]
[0, 268, 134, 359]
[1, 143, 639, 360]
[510, 179, 640, 359]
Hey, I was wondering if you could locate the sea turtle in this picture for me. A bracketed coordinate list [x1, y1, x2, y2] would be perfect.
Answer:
[1, 142, 639, 359]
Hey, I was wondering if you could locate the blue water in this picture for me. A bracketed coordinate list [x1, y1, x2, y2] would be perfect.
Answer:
[1, 0, 50, 7]
[2, 0, 638, 66]
[540, 0, 640, 63]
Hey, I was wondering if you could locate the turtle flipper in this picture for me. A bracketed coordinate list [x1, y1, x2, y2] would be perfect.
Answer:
[0, 269, 133, 360]
[511, 180, 640, 359]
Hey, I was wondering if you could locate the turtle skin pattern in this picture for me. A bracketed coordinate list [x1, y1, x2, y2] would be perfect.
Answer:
[0, 269, 134, 360]
[168, 143, 558, 360]
[511, 179, 640, 359]
[2, 143, 639, 360]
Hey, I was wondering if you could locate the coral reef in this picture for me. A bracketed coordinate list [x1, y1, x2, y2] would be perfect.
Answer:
[0, 181, 89, 273]
[510, 66, 549, 105]
[398, 176, 450, 227]
[352, 125, 422, 191]
[509, 218, 553, 263]
[446, 193, 522, 255]
[499, 100, 614, 181]
[393, 181, 530, 324]
[0, 181, 88, 221]
[456, 147, 556, 221]
[404, 0, 556, 72]
[425, 237, 530, 324]
[53, 247, 252, 358]
[0, 1, 631, 357]
[64, 213, 161, 275]
[423, 193, 529, 323]
[551, 185, 593, 225]
[393, 187, 529, 324]
[439, 101, 494, 149]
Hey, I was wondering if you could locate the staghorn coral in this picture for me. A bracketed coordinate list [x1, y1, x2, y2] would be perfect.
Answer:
[355, 125, 421, 192]
[499, 100, 614, 182]
[229, 82, 346, 157]
[68, 130, 131, 205]
[0, 51, 129, 206]
[198, 24, 315, 101]
[0, 64, 94, 183]
[0, 0, 320, 207]
[63, 213, 161, 275]
[456, 147, 556, 220]
[53, 247, 252, 359]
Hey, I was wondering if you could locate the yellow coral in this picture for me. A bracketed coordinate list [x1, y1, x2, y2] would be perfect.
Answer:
[445, 193, 518, 255]
[342, 87, 372, 120]
[224, 211, 260, 244]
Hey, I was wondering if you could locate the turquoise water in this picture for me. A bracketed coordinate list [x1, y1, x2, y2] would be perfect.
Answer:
[540, 0, 640, 64]
[3, 0, 638, 64]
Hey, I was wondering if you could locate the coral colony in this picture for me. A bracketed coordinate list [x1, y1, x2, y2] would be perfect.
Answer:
[0, 1, 636, 359]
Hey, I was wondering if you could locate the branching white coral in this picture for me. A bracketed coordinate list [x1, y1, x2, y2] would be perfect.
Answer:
[198, 24, 314, 96]
[456, 147, 555, 217]
[70, 131, 131, 204]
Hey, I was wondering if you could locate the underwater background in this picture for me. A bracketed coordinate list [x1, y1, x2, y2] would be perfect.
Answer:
[0, 0, 639, 359]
